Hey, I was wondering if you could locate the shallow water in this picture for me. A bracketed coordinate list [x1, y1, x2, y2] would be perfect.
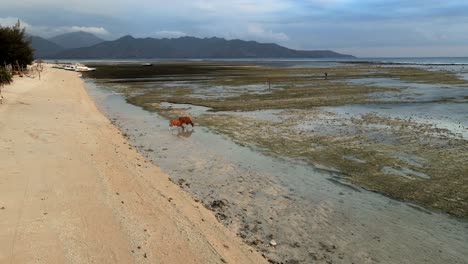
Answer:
[188, 83, 276, 99]
[381, 166, 431, 179]
[161, 103, 285, 122]
[159, 102, 211, 117]
[459, 72, 468, 81]
[217, 109, 285, 122]
[84, 79, 468, 264]
[321, 103, 468, 139]
[345, 77, 468, 103]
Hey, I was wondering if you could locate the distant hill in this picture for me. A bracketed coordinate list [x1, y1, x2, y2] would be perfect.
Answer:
[29, 35, 64, 59]
[49, 31, 104, 49]
[48, 36, 354, 59]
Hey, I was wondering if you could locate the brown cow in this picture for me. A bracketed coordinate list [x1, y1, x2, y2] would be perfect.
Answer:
[169, 119, 183, 129]
[178, 116, 194, 127]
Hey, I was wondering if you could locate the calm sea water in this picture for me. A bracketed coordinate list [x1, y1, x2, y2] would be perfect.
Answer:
[198, 57, 468, 65]
[349, 57, 468, 65]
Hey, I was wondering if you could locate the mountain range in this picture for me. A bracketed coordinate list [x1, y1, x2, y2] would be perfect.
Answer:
[30, 31, 104, 58]
[30, 32, 354, 59]
[48, 31, 104, 49]
[29, 35, 65, 58]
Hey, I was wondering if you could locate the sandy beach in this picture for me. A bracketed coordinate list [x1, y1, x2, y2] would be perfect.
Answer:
[0, 66, 266, 263]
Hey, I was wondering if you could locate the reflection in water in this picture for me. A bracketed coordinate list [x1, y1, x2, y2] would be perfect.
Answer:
[177, 129, 194, 138]
[170, 125, 194, 138]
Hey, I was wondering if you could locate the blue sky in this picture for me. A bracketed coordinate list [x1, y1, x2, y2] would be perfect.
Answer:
[1, 0, 468, 57]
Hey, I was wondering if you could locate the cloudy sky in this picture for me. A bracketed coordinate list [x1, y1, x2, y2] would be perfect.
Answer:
[1, 0, 468, 57]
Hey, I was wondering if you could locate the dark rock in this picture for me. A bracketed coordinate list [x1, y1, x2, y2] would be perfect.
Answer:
[210, 199, 227, 209]
[178, 179, 186, 185]
[216, 213, 228, 221]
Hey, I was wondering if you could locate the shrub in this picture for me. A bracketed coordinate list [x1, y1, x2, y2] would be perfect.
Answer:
[0, 67, 13, 88]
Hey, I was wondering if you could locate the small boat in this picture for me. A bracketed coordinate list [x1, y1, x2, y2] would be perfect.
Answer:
[75, 64, 96, 72]
[141, 63, 153, 66]
[64, 65, 76, 71]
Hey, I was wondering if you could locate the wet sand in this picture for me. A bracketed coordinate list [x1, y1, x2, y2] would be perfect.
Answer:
[0, 66, 266, 263]
[84, 78, 468, 264]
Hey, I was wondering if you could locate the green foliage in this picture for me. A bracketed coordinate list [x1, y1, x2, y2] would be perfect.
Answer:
[0, 20, 34, 67]
[0, 67, 12, 87]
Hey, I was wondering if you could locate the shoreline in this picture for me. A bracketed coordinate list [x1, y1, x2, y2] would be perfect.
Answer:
[0, 66, 266, 263]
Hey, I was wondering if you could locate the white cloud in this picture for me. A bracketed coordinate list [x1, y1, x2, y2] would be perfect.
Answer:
[0, 17, 109, 37]
[0, 17, 32, 28]
[1, 0, 291, 17]
[153, 30, 187, 38]
[61, 26, 110, 36]
[246, 24, 290, 42]
[193, 0, 216, 11]
[305, 0, 350, 8]
[1, 0, 128, 16]
[191, 0, 290, 13]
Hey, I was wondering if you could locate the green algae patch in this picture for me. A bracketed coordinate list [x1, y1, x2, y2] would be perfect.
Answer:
[195, 111, 468, 218]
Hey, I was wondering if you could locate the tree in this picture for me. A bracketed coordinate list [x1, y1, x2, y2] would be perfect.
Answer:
[0, 19, 34, 68]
